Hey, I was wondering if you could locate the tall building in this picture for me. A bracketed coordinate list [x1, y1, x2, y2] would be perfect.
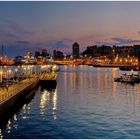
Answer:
[72, 42, 80, 58]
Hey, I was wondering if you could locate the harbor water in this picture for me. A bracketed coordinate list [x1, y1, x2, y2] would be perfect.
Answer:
[1, 65, 140, 138]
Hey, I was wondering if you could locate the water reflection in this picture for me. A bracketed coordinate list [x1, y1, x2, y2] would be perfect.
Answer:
[6, 119, 11, 134]
[22, 104, 30, 119]
[52, 89, 57, 120]
[40, 88, 57, 119]
[0, 129, 3, 139]
[40, 90, 49, 115]
[2, 66, 140, 138]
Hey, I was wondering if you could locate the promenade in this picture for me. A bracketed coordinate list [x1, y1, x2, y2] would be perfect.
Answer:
[0, 77, 38, 103]
[0, 71, 58, 103]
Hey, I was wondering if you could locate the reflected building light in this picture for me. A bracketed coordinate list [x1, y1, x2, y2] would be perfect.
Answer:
[52, 89, 57, 111]
[12, 114, 18, 129]
[136, 84, 140, 91]
[112, 68, 118, 78]
[73, 71, 76, 90]
[0, 129, 3, 139]
[64, 65, 67, 70]
[64, 72, 68, 91]
[105, 73, 108, 88]
[79, 72, 84, 88]
[6, 119, 11, 134]
[22, 104, 30, 119]
[40, 91, 49, 115]
[52, 89, 58, 120]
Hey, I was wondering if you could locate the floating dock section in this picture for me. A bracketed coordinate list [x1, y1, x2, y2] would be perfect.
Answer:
[39, 72, 57, 90]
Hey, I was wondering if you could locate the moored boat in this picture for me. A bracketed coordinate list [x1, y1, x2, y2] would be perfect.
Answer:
[114, 72, 140, 83]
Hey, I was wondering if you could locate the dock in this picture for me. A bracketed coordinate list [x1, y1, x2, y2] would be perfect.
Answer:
[39, 72, 57, 90]
[0, 72, 57, 116]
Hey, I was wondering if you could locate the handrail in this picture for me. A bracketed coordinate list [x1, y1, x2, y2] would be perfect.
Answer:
[0, 72, 57, 103]
[0, 78, 37, 104]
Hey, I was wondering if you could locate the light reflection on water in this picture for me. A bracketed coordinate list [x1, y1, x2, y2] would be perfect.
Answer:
[2, 65, 140, 138]
[22, 104, 30, 119]
[40, 88, 57, 118]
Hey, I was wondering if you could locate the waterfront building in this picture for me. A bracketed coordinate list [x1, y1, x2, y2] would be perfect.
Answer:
[82, 45, 98, 57]
[82, 45, 112, 58]
[72, 42, 80, 58]
[114, 46, 134, 57]
[53, 50, 64, 59]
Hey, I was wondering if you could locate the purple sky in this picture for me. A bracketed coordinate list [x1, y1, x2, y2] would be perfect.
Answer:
[1, 1, 140, 57]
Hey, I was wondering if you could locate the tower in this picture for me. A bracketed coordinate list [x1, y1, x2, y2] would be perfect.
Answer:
[72, 42, 80, 58]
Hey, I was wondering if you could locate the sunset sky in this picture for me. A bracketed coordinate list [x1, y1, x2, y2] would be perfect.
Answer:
[1, 1, 140, 57]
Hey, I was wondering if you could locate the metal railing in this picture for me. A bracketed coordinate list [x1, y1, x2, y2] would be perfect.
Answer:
[0, 78, 38, 103]
[0, 72, 57, 103]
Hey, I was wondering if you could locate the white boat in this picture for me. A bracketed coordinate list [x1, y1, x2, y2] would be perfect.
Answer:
[114, 71, 140, 83]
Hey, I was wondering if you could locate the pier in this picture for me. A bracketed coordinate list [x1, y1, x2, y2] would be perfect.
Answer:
[0, 77, 38, 103]
[0, 71, 57, 116]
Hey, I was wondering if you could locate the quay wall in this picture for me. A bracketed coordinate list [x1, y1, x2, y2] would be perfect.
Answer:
[0, 80, 38, 116]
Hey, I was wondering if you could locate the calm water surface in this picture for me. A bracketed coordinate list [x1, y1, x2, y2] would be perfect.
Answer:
[1, 65, 140, 138]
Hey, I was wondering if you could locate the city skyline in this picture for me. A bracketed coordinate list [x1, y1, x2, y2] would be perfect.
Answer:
[1, 1, 140, 57]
